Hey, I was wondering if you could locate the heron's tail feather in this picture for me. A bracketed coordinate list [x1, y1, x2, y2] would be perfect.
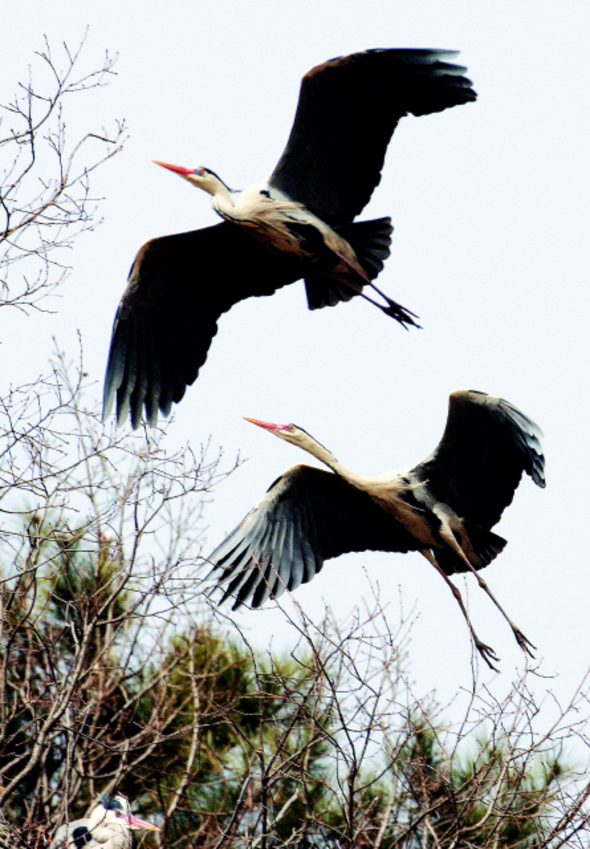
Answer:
[466, 523, 507, 567]
[303, 217, 419, 328]
[304, 217, 393, 310]
[337, 217, 393, 280]
[303, 273, 351, 309]
[438, 523, 507, 575]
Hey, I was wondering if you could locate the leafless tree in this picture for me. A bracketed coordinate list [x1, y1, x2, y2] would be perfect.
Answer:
[0, 33, 125, 312]
[202, 596, 590, 849]
[0, 350, 234, 843]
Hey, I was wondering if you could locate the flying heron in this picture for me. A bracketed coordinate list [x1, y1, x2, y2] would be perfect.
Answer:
[102, 49, 476, 428]
[206, 390, 545, 670]
[49, 795, 159, 849]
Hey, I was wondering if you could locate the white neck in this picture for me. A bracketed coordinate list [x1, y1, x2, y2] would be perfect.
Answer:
[211, 184, 235, 216]
[298, 436, 369, 489]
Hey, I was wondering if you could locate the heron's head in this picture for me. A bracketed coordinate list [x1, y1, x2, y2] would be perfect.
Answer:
[94, 795, 160, 833]
[244, 418, 306, 445]
[154, 161, 230, 197]
[244, 418, 334, 461]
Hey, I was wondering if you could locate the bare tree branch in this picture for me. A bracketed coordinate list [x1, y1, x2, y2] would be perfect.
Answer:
[0, 32, 126, 313]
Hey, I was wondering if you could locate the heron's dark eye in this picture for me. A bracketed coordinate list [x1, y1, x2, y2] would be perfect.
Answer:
[198, 168, 206, 176]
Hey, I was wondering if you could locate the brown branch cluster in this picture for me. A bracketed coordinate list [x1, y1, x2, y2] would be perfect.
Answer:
[0, 352, 227, 844]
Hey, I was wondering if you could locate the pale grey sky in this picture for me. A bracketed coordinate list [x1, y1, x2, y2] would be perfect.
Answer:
[2, 1, 589, 724]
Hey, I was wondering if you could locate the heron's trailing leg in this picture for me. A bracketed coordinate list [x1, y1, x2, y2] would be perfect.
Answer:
[366, 279, 421, 326]
[473, 575, 534, 655]
[357, 285, 420, 327]
[438, 525, 535, 657]
[329, 249, 420, 327]
[421, 548, 500, 672]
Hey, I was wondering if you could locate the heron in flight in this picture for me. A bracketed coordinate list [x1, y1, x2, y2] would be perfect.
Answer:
[49, 795, 159, 849]
[206, 390, 545, 670]
[103, 49, 476, 427]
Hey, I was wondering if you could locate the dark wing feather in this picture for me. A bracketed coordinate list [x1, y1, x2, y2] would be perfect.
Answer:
[412, 390, 545, 529]
[206, 464, 420, 609]
[269, 49, 476, 224]
[71, 827, 93, 849]
[49, 820, 91, 849]
[102, 222, 304, 428]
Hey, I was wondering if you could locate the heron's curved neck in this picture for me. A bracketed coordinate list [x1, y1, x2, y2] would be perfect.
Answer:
[302, 439, 367, 489]
[211, 184, 235, 216]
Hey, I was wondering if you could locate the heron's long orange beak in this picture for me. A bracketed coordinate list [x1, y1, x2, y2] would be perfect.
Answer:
[153, 160, 194, 176]
[244, 417, 288, 433]
[122, 814, 160, 832]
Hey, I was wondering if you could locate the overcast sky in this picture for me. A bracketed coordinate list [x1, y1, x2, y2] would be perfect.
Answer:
[2, 1, 590, 733]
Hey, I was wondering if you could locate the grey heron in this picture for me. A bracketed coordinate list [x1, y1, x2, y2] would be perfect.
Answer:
[206, 390, 545, 671]
[102, 49, 476, 428]
[49, 795, 159, 849]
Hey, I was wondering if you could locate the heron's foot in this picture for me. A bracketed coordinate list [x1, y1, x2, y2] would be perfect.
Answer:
[512, 626, 536, 657]
[380, 297, 421, 329]
[474, 637, 500, 672]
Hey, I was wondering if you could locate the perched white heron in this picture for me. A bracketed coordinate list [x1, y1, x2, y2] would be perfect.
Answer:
[102, 49, 476, 427]
[49, 795, 159, 849]
[206, 390, 545, 670]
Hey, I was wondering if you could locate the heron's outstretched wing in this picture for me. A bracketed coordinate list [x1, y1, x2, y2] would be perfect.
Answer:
[102, 222, 303, 428]
[269, 49, 476, 224]
[412, 390, 545, 529]
[206, 464, 419, 609]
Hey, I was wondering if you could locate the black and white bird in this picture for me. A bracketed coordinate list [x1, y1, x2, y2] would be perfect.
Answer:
[102, 49, 476, 427]
[49, 795, 159, 849]
[206, 390, 545, 670]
